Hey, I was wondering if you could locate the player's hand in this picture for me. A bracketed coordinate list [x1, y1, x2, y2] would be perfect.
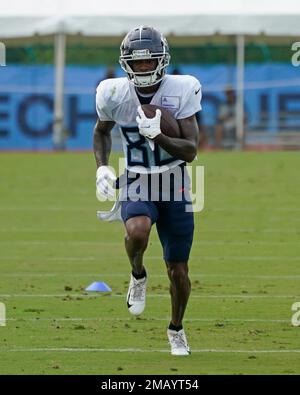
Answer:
[96, 165, 117, 200]
[136, 106, 162, 140]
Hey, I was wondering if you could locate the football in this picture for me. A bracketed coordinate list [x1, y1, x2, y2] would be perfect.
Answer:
[141, 104, 181, 138]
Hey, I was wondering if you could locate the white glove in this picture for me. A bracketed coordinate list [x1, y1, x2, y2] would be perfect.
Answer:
[136, 106, 162, 140]
[96, 165, 117, 200]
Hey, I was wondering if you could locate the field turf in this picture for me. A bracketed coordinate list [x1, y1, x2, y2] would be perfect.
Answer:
[0, 151, 300, 375]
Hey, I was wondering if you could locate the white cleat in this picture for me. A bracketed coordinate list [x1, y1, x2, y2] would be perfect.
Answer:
[126, 274, 147, 316]
[167, 329, 191, 356]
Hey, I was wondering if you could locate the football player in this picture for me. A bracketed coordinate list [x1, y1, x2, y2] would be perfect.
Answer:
[94, 26, 202, 356]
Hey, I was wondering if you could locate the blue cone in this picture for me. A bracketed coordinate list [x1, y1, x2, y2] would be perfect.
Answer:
[85, 281, 112, 292]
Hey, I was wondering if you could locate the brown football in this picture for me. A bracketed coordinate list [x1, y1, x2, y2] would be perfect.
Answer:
[141, 104, 181, 138]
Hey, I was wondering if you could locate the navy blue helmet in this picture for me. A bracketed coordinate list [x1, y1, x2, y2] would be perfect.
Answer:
[119, 26, 170, 87]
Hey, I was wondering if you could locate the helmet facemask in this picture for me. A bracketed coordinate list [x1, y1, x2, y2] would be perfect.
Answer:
[120, 51, 170, 88]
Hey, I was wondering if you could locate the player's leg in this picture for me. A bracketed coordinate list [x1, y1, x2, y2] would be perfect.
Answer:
[156, 198, 194, 355]
[121, 200, 158, 315]
[165, 261, 191, 328]
[124, 215, 151, 276]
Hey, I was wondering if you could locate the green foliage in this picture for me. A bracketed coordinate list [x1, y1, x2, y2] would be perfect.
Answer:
[6, 44, 294, 65]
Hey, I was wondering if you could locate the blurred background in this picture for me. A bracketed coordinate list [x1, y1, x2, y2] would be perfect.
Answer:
[1, 0, 300, 151]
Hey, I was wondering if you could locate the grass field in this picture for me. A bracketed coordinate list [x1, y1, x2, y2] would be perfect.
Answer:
[0, 151, 300, 375]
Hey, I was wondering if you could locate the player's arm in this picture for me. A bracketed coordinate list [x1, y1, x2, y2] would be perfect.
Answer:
[93, 118, 115, 167]
[153, 115, 199, 163]
[93, 118, 116, 199]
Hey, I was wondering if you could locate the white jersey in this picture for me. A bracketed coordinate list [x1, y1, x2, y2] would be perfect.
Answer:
[96, 74, 202, 174]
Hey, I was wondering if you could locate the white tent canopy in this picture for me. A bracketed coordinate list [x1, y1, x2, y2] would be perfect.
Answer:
[1, 14, 300, 38]
[1, 0, 300, 148]
[2, 0, 300, 37]
[3, 0, 300, 16]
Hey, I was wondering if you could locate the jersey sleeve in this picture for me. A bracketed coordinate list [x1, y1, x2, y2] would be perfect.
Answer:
[95, 80, 114, 121]
[177, 76, 202, 120]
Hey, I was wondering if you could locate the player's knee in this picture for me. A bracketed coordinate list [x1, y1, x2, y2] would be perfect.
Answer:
[167, 263, 190, 284]
[126, 216, 151, 248]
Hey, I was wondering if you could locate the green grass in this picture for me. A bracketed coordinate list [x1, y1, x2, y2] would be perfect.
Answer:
[0, 151, 300, 375]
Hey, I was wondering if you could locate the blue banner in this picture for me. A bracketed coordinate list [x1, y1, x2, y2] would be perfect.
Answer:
[0, 63, 300, 149]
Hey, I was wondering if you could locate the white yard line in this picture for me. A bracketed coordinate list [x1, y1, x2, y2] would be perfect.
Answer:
[2, 272, 300, 280]
[0, 207, 92, 211]
[1, 206, 300, 213]
[1, 238, 300, 247]
[0, 293, 298, 299]
[0, 241, 119, 245]
[0, 251, 299, 262]
[0, 228, 299, 233]
[0, 257, 102, 261]
[2, 347, 300, 354]
[5, 317, 290, 323]
[0, 229, 102, 232]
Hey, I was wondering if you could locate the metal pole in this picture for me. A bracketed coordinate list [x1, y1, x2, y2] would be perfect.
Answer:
[53, 32, 66, 150]
[236, 34, 245, 149]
